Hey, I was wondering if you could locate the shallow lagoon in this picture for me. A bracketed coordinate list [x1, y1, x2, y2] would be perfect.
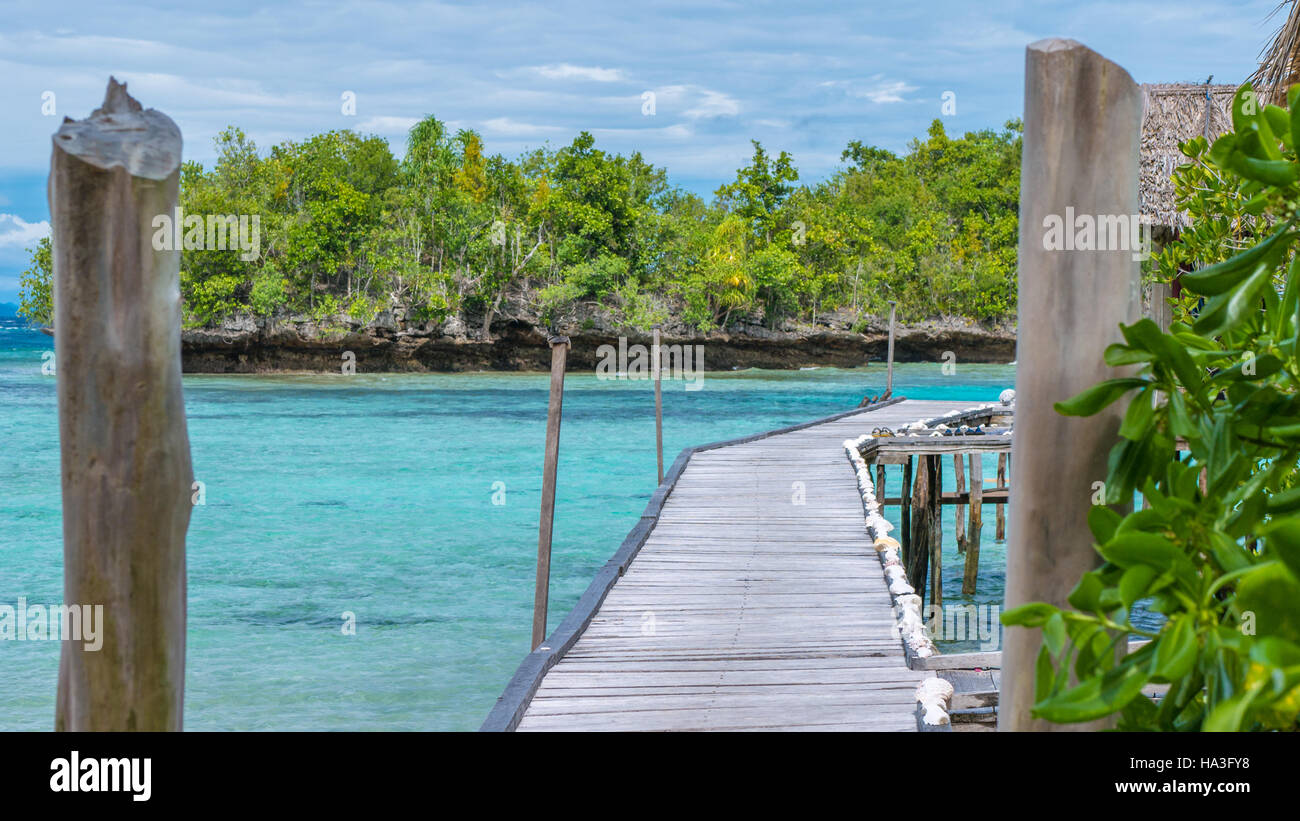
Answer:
[1, 320, 1014, 730]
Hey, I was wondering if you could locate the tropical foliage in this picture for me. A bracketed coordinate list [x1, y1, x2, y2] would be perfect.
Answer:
[1002, 85, 1300, 731]
[18, 117, 1022, 332]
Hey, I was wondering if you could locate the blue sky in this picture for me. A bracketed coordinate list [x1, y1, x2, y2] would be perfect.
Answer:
[0, 0, 1285, 303]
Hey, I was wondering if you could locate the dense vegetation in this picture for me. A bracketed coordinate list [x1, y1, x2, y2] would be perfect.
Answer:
[1004, 86, 1300, 731]
[18, 117, 1022, 332]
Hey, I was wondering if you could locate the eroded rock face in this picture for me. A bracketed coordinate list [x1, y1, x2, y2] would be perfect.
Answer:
[179, 309, 1016, 374]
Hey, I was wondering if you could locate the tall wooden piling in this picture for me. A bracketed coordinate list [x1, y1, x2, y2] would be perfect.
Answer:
[52, 79, 191, 731]
[533, 335, 570, 650]
[953, 454, 967, 553]
[999, 40, 1141, 732]
[653, 329, 664, 485]
[995, 453, 1007, 542]
[885, 301, 897, 396]
[907, 456, 940, 605]
[962, 453, 983, 595]
[900, 456, 913, 568]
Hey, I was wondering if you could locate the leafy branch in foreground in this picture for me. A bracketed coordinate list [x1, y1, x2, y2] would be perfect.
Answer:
[1002, 85, 1300, 731]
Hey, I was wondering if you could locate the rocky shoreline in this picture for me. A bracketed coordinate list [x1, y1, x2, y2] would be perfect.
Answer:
[180, 310, 1017, 373]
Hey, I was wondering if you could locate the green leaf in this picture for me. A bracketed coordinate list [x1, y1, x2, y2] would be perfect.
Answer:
[1236, 562, 1300, 642]
[1265, 485, 1300, 514]
[1249, 636, 1300, 668]
[1203, 684, 1264, 731]
[1087, 505, 1122, 544]
[1068, 572, 1106, 613]
[1192, 258, 1276, 338]
[1180, 224, 1290, 296]
[1119, 389, 1154, 440]
[1151, 615, 1198, 681]
[1275, 253, 1300, 341]
[1103, 343, 1155, 366]
[1054, 378, 1148, 417]
[1119, 564, 1158, 609]
[1099, 532, 1198, 592]
[1034, 644, 1055, 701]
[1166, 390, 1198, 439]
[1259, 517, 1300, 580]
[1122, 319, 1204, 393]
[1033, 662, 1150, 724]
[1043, 612, 1067, 656]
[1290, 84, 1300, 144]
[1001, 602, 1059, 628]
[1265, 104, 1292, 145]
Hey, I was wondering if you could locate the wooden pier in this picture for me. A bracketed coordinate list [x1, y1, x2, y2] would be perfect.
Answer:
[483, 397, 997, 732]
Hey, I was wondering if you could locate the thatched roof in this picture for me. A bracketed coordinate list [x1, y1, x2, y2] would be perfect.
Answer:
[1139, 83, 1235, 232]
[1136, 4, 1300, 234]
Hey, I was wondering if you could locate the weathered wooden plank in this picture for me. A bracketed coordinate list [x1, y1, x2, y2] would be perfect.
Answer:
[492, 398, 987, 732]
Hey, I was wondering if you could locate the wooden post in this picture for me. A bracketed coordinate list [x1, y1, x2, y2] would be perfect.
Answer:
[1150, 281, 1172, 332]
[953, 454, 967, 553]
[52, 79, 191, 731]
[908, 456, 940, 604]
[653, 329, 664, 486]
[900, 456, 913, 568]
[533, 334, 569, 650]
[929, 454, 943, 616]
[885, 301, 897, 396]
[995, 453, 1007, 542]
[963, 453, 983, 595]
[875, 463, 886, 505]
[1000, 40, 1141, 732]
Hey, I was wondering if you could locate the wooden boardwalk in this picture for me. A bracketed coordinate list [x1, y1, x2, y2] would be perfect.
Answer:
[484, 398, 981, 732]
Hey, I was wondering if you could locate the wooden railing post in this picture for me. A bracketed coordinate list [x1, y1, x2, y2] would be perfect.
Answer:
[962, 453, 983, 595]
[999, 40, 1141, 732]
[995, 453, 1007, 542]
[953, 453, 967, 553]
[52, 79, 191, 731]
[900, 456, 913, 568]
[885, 300, 897, 396]
[533, 334, 570, 650]
[653, 328, 664, 486]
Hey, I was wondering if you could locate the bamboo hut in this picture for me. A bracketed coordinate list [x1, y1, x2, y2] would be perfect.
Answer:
[1138, 1, 1300, 242]
[1138, 83, 1236, 245]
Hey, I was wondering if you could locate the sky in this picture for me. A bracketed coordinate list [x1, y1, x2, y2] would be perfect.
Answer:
[0, 0, 1287, 304]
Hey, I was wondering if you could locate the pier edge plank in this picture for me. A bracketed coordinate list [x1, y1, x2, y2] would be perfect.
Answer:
[483, 398, 977, 732]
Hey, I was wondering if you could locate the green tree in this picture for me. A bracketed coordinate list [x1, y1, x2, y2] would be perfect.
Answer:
[17, 236, 52, 326]
[715, 140, 799, 245]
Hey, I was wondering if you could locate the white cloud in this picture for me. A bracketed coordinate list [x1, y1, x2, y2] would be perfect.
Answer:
[0, 214, 49, 249]
[651, 85, 740, 119]
[356, 116, 422, 134]
[480, 117, 565, 137]
[530, 64, 625, 82]
[685, 88, 741, 119]
[591, 123, 694, 140]
[822, 76, 918, 104]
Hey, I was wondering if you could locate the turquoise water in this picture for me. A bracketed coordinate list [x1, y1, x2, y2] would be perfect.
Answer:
[1, 319, 1015, 730]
